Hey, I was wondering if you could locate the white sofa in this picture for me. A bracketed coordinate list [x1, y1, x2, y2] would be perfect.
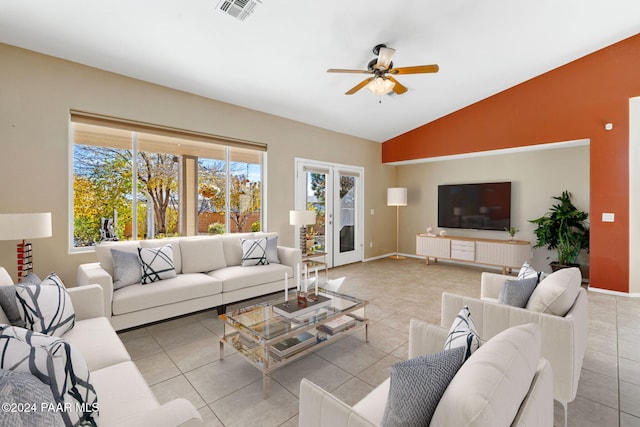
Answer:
[77, 232, 301, 330]
[0, 267, 201, 427]
[299, 319, 553, 427]
[441, 269, 588, 425]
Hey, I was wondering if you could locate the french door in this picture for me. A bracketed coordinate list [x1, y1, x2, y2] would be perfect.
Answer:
[295, 159, 364, 268]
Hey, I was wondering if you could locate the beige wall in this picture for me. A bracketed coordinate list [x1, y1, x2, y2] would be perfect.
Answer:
[0, 43, 397, 283]
[396, 144, 590, 275]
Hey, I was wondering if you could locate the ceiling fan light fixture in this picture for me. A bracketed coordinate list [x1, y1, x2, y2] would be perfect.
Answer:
[366, 77, 395, 95]
[376, 47, 396, 70]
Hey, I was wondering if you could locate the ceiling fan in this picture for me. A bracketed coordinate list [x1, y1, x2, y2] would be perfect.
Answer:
[327, 44, 439, 96]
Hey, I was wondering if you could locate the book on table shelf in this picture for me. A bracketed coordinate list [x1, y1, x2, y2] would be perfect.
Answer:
[273, 294, 332, 319]
[316, 315, 357, 335]
[270, 331, 317, 358]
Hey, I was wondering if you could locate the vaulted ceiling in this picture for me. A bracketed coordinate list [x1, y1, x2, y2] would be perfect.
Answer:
[1, 0, 639, 142]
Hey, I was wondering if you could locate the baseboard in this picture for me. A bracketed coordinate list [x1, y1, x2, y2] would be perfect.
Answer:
[363, 252, 421, 262]
[588, 287, 640, 298]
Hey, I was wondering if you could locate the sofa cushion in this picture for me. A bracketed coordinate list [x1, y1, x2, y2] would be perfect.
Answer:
[526, 267, 581, 316]
[90, 361, 158, 426]
[138, 245, 177, 284]
[209, 264, 292, 293]
[241, 238, 269, 266]
[0, 267, 12, 286]
[444, 306, 480, 360]
[431, 323, 541, 427]
[111, 248, 142, 289]
[112, 273, 222, 316]
[16, 273, 75, 337]
[95, 241, 140, 277]
[498, 276, 538, 308]
[0, 369, 64, 426]
[0, 326, 99, 426]
[382, 346, 466, 427]
[0, 286, 25, 328]
[140, 237, 183, 274]
[180, 236, 227, 273]
[221, 232, 255, 266]
[62, 317, 131, 371]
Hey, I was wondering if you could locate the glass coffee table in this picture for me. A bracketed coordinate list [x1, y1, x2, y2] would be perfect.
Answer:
[219, 290, 368, 398]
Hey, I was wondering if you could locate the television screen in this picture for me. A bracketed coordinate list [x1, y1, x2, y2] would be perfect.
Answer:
[438, 182, 511, 231]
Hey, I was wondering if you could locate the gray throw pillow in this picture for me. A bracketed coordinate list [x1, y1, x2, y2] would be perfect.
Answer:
[498, 276, 539, 308]
[21, 272, 42, 285]
[0, 369, 64, 426]
[381, 346, 466, 427]
[0, 287, 25, 328]
[265, 236, 280, 264]
[111, 248, 142, 289]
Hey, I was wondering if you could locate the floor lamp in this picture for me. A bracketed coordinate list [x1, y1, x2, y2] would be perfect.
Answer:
[0, 213, 52, 282]
[387, 188, 407, 260]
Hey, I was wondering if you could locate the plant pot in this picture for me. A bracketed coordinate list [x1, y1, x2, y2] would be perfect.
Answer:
[550, 262, 580, 272]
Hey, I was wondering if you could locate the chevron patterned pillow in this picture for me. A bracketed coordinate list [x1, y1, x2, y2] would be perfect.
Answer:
[444, 306, 480, 360]
[382, 346, 466, 427]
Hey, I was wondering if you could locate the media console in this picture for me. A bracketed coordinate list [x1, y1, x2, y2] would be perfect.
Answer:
[416, 234, 530, 274]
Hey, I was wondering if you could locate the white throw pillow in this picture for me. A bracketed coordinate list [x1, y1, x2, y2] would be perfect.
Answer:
[431, 323, 541, 427]
[138, 244, 177, 284]
[0, 325, 99, 426]
[180, 236, 227, 273]
[517, 261, 540, 282]
[443, 306, 480, 360]
[15, 273, 75, 337]
[526, 267, 581, 316]
[240, 238, 269, 266]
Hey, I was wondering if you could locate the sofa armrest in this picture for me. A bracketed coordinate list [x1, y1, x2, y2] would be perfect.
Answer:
[480, 272, 509, 300]
[299, 379, 377, 427]
[277, 246, 302, 270]
[116, 398, 202, 427]
[408, 319, 448, 359]
[67, 284, 104, 320]
[77, 262, 113, 318]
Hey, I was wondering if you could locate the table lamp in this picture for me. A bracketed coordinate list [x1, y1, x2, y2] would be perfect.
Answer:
[289, 210, 316, 255]
[0, 213, 52, 282]
[387, 188, 407, 260]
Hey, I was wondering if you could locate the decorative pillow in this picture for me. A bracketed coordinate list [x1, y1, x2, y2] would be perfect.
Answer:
[444, 306, 480, 360]
[15, 273, 75, 337]
[20, 272, 42, 285]
[0, 369, 64, 426]
[138, 245, 177, 284]
[517, 261, 541, 282]
[431, 323, 541, 427]
[0, 326, 99, 426]
[498, 276, 539, 308]
[526, 267, 581, 316]
[0, 286, 25, 328]
[381, 346, 466, 427]
[180, 236, 227, 273]
[240, 238, 269, 266]
[265, 235, 280, 264]
[111, 249, 142, 289]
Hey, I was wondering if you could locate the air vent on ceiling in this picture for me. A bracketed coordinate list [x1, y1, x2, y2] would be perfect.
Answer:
[216, 0, 262, 21]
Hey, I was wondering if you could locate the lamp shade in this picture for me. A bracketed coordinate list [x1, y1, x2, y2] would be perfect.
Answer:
[289, 210, 316, 226]
[0, 213, 52, 240]
[366, 77, 395, 96]
[387, 188, 407, 207]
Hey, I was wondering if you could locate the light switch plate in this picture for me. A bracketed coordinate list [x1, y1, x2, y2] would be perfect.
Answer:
[602, 213, 615, 222]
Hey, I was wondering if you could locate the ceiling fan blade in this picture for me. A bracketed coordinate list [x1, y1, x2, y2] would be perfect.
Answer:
[345, 78, 374, 95]
[389, 64, 439, 75]
[327, 68, 372, 74]
[387, 76, 408, 95]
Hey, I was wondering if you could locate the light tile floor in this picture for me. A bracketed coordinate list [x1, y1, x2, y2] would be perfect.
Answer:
[118, 258, 640, 427]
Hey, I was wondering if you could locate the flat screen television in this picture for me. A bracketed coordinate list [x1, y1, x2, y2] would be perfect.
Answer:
[438, 182, 511, 231]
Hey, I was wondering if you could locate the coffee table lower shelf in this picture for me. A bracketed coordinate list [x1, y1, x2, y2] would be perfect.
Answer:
[219, 320, 368, 398]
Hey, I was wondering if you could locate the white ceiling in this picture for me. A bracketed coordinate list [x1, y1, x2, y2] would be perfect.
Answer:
[1, 0, 640, 142]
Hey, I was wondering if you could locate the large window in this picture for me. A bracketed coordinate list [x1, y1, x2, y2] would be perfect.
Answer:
[71, 114, 264, 249]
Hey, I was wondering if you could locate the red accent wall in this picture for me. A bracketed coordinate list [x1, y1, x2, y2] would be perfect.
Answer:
[382, 33, 640, 293]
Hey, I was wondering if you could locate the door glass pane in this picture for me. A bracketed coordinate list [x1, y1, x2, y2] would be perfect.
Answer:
[306, 172, 326, 252]
[339, 175, 356, 253]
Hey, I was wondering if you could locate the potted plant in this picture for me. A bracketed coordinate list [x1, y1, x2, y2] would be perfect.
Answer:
[505, 226, 519, 241]
[529, 191, 589, 270]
